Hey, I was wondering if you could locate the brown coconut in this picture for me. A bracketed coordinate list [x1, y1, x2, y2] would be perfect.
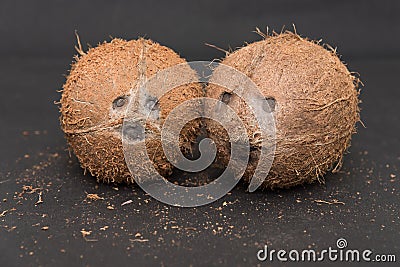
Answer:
[206, 31, 360, 189]
[60, 38, 203, 184]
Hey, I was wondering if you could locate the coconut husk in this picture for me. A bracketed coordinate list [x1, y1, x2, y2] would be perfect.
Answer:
[60, 38, 202, 183]
[206, 31, 361, 189]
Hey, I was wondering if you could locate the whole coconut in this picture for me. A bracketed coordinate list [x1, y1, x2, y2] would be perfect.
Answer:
[60, 38, 202, 183]
[206, 31, 360, 189]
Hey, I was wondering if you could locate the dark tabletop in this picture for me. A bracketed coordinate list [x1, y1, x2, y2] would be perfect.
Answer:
[1, 1, 399, 266]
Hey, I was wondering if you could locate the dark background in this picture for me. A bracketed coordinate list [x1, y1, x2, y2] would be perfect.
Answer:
[0, 0, 399, 266]
[1, 0, 400, 61]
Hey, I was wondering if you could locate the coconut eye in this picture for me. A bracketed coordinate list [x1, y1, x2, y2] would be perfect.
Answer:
[220, 92, 232, 104]
[143, 95, 159, 113]
[123, 121, 145, 143]
[140, 94, 160, 120]
[264, 97, 276, 112]
[112, 96, 127, 109]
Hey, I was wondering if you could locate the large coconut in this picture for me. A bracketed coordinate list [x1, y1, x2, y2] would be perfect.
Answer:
[60, 38, 202, 183]
[206, 31, 360, 189]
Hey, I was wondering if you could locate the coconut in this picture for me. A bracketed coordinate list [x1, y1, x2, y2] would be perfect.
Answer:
[60, 38, 202, 184]
[206, 31, 360, 189]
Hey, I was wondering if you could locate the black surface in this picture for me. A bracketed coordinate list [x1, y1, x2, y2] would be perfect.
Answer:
[1, 1, 400, 266]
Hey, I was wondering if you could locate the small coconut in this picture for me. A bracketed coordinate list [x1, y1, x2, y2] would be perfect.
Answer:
[206, 31, 360, 189]
[60, 38, 202, 183]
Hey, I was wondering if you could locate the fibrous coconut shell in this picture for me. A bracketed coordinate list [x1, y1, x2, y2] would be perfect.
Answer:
[60, 38, 202, 183]
[206, 31, 361, 189]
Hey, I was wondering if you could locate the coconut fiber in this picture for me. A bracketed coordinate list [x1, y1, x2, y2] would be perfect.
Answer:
[206, 31, 361, 189]
[60, 38, 202, 183]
